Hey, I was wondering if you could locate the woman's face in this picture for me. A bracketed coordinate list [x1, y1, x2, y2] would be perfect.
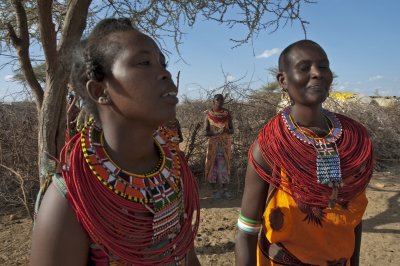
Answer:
[102, 30, 178, 126]
[213, 95, 224, 109]
[279, 43, 333, 107]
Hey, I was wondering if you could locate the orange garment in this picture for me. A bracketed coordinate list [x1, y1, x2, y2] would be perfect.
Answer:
[257, 171, 368, 266]
[204, 109, 232, 182]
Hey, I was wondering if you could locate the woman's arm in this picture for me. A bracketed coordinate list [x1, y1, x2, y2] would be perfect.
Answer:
[187, 243, 201, 266]
[235, 142, 270, 266]
[30, 183, 89, 266]
[225, 111, 234, 134]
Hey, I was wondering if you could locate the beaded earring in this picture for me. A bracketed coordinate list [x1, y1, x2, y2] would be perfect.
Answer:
[99, 96, 111, 104]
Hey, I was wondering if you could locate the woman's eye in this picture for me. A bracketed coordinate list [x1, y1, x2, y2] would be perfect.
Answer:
[299, 65, 310, 71]
[138, 61, 150, 65]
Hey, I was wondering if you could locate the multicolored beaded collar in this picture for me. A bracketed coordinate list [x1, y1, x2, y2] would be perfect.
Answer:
[81, 119, 182, 211]
[281, 107, 342, 145]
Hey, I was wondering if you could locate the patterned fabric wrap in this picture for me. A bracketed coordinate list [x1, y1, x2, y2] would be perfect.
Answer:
[204, 109, 232, 183]
[256, 177, 366, 265]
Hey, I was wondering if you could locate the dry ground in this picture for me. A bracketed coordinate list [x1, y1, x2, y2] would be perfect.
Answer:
[1, 170, 399, 265]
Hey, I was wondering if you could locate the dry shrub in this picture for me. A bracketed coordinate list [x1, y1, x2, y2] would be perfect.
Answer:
[0, 102, 39, 218]
[0, 90, 398, 219]
[177, 90, 399, 192]
[323, 97, 400, 170]
[177, 91, 280, 192]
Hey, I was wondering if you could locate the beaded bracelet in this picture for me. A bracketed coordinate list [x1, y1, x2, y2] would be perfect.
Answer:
[237, 213, 262, 235]
[237, 219, 261, 235]
[239, 213, 262, 225]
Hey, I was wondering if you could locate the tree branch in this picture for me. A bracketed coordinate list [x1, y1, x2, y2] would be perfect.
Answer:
[58, 0, 92, 58]
[9, 0, 43, 109]
[0, 164, 33, 220]
[37, 0, 57, 75]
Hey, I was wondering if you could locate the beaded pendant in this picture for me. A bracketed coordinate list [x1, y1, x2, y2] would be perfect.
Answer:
[314, 140, 342, 186]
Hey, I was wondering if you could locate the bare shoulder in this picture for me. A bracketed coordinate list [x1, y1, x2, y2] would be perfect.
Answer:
[250, 141, 271, 172]
[31, 183, 89, 266]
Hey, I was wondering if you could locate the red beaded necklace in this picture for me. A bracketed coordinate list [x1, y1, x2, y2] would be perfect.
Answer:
[250, 108, 374, 208]
[61, 120, 200, 265]
[207, 108, 230, 125]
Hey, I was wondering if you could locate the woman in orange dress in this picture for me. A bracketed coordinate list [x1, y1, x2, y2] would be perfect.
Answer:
[235, 40, 374, 266]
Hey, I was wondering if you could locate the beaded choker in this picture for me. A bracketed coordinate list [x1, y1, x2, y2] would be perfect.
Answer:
[81, 119, 182, 211]
[282, 107, 342, 145]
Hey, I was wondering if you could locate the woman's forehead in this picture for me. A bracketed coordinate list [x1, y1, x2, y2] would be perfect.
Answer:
[110, 30, 160, 54]
[288, 44, 328, 63]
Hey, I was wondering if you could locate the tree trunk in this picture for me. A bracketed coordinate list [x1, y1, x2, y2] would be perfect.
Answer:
[38, 72, 68, 185]
[37, 0, 91, 184]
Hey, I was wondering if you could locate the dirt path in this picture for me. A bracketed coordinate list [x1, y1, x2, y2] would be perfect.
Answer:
[196, 171, 400, 265]
[1, 171, 399, 265]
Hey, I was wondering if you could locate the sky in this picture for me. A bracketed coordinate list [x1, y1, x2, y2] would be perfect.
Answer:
[1, 0, 399, 101]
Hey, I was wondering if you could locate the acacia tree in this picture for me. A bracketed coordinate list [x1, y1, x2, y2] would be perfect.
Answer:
[0, 0, 314, 184]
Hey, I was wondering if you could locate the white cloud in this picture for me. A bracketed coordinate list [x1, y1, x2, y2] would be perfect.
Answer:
[368, 75, 384, 81]
[256, 48, 280, 59]
[226, 74, 235, 82]
[336, 85, 347, 91]
[4, 75, 14, 82]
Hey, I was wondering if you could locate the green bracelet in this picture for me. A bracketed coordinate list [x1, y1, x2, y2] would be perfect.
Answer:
[239, 212, 261, 225]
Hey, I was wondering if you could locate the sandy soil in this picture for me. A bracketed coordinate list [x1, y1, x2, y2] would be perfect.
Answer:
[1, 170, 399, 265]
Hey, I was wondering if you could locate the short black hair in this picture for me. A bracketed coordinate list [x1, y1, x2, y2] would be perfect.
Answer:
[213, 94, 224, 100]
[69, 18, 139, 120]
[278, 40, 325, 72]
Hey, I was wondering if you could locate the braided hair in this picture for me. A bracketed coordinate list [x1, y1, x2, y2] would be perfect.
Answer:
[70, 18, 139, 121]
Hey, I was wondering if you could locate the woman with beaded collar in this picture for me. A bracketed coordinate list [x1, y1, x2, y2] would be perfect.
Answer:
[235, 40, 374, 265]
[31, 18, 200, 266]
[204, 93, 234, 199]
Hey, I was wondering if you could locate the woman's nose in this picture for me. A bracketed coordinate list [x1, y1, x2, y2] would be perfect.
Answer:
[310, 65, 322, 78]
[158, 67, 172, 80]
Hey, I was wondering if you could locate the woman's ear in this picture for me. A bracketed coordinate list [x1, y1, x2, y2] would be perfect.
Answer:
[86, 80, 111, 105]
[277, 72, 287, 91]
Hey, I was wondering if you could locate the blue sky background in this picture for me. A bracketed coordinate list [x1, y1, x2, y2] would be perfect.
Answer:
[1, 0, 399, 101]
